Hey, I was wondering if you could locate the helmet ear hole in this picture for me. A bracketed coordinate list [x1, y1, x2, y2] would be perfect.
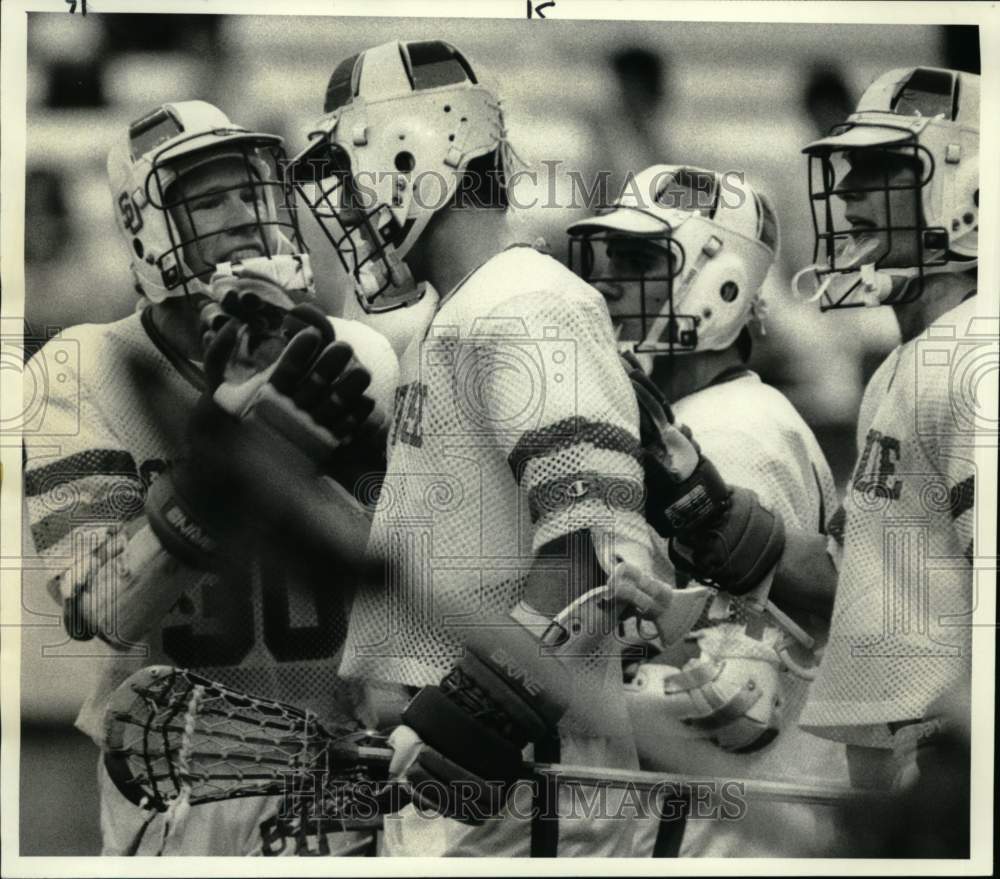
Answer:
[132, 238, 144, 258]
[395, 151, 416, 173]
[720, 281, 739, 302]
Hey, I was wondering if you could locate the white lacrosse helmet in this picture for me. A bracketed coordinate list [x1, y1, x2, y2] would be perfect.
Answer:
[794, 67, 979, 309]
[287, 40, 511, 315]
[567, 165, 778, 356]
[107, 100, 310, 304]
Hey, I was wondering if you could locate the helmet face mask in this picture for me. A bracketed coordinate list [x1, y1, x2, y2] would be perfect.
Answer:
[796, 67, 979, 310]
[568, 230, 693, 355]
[567, 165, 777, 362]
[156, 142, 286, 286]
[108, 101, 310, 304]
[804, 130, 948, 309]
[287, 40, 509, 315]
[288, 136, 421, 313]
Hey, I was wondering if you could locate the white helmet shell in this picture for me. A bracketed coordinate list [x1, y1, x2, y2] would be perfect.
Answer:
[288, 41, 510, 314]
[838, 67, 979, 259]
[568, 165, 778, 355]
[107, 100, 306, 304]
[796, 67, 979, 308]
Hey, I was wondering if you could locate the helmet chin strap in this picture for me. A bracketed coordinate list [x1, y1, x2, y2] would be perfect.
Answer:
[792, 262, 912, 308]
[344, 203, 425, 312]
[794, 256, 978, 309]
[208, 253, 316, 304]
[356, 247, 416, 302]
[162, 227, 305, 301]
[792, 229, 977, 308]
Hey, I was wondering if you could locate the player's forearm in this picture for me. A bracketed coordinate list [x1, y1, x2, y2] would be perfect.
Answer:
[523, 530, 605, 617]
[54, 516, 204, 648]
[769, 528, 838, 619]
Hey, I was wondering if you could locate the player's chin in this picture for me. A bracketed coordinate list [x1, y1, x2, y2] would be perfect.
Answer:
[613, 318, 644, 344]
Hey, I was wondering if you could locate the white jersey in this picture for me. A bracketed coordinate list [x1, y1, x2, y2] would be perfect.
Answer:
[341, 245, 652, 732]
[632, 370, 849, 857]
[800, 296, 983, 748]
[23, 306, 397, 856]
[340, 245, 657, 856]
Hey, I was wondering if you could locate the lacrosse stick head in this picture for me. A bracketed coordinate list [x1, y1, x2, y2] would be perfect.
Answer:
[101, 664, 399, 833]
[102, 665, 337, 810]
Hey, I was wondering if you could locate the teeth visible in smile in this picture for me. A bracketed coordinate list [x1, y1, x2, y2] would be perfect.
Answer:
[227, 248, 263, 262]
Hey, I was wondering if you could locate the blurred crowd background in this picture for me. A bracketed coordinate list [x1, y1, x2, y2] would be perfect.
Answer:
[17, 12, 979, 855]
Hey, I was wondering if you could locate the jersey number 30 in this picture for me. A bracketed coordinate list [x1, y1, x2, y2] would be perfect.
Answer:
[162, 560, 347, 667]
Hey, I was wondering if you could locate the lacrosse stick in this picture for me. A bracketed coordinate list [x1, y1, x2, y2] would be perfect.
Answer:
[102, 666, 401, 835]
[104, 665, 885, 834]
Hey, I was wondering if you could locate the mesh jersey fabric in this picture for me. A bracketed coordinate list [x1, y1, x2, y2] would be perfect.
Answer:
[800, 295, 982, 747]
[631, 371, 849, 857]
[23, 308, 399, 743]
[339, 245, 654, 740]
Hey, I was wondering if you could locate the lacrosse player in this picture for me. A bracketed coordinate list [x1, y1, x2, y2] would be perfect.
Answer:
[789, 68, 981, 819]
[286, 40, 686, 857]
[566, 164, 850, 857]
[661, 69, 982, 844]
[23, 101, 399, 856]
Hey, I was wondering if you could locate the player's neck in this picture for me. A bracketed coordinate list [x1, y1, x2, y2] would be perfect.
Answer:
[147, 298, 207, 362]
[892, 272, 977, 344]
[409, 208, 515, 295]
[649, 346, 746, 403]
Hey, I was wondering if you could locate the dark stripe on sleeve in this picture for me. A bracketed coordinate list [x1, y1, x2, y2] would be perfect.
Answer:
[31, 488, 145, 553]
[508, 417, 641, 480]
[526, 471, 644, 524]
[949, 475, 974, 520]
[25, 449, 140, 497]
